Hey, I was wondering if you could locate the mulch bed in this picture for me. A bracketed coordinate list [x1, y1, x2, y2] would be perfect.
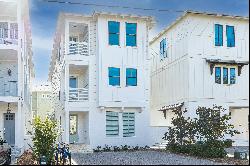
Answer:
[16, 150, 38, 165]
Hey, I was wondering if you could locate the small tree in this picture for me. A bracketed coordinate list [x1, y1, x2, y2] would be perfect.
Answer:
[194, 105, 240, 142]
[32, 116, 58, 163]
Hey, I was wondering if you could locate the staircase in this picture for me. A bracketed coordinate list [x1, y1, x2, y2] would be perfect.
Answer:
[69, 144, 93, 153]
[151, 140, 168, 150]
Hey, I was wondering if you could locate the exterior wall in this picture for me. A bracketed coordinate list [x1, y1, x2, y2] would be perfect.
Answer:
[97, 16, 150, 108]
[150, 13, 249, 145]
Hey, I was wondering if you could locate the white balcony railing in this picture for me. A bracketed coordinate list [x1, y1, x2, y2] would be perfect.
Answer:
[69, 88, 89, 102]
[0, 80, 18, 97]
[69, 41, 88, 56]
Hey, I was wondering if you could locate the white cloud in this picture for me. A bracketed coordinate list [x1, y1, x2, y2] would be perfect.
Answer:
[32, 35, 53, 51]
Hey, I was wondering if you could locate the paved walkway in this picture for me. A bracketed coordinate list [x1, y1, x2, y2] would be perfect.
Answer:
[72, 151, 226, 165]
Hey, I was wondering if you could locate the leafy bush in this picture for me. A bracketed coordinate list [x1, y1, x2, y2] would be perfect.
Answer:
[32, 117, 58, 163]
[103, 145, 112, 152]
[223, 139, 234, 148]
[164, 105, 239, 158]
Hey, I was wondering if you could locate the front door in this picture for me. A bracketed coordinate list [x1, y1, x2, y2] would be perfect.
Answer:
[3, 113, 15, 145]
[69, 115, 79, 143]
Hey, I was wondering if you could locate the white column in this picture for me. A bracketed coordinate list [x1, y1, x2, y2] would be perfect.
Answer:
[65, 109, 69, 143]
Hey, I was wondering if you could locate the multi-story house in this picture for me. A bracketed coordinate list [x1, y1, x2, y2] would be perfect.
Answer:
[32, 84, 53, 120]
[0, 0, 33, 153]
[150, 11, 249, 146]
[49, 12, 154, 149]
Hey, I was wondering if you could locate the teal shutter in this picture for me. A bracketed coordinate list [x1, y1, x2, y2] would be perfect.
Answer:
[108, 21, 120, 45]
[123, 112, 135, 137]
[126, 23, 137, 46]
[108, 67, 120, 86]
[126, 68, 137, 86]
[215, 24, 223, 46]
[226, 25, 235, 47]
[106, 112, 119, 136]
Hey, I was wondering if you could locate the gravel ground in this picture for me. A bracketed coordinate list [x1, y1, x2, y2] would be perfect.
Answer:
[72, 151, 227, 165]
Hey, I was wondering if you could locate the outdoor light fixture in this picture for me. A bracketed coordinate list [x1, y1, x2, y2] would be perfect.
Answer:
[8, 69, 12, 76]
[6, 103, 11, 114]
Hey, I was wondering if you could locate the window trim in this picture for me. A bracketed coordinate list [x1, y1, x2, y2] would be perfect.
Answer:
[108, 21, 120, 46]
[126, 22, 137, 47]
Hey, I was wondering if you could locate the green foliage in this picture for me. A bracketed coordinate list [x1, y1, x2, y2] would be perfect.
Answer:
[32, 116, 58, 163]
[223, 139, 234, 148]
[93, 145, 150, 152]
[164, 105, 239, 158]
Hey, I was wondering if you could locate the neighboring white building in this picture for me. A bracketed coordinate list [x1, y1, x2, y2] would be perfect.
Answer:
[32, 84, 53, 120]
[0, 0, 33, 153]
[49, 12, 154, 148]
[150, 11, 249, 146]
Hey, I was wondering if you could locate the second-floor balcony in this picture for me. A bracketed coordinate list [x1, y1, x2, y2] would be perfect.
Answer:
[0, 22, 18, 48]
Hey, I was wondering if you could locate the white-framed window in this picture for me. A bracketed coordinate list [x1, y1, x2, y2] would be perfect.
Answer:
[215, 66, 237, 85]
[122, 112, 135, 137]
[106, 111, 119, 137]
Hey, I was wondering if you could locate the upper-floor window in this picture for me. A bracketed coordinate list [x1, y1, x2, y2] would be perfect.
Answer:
[108, 21, 120, 46]
[10, 23, 18, 39]
[215, 67, 221, 84]
[223, 67, 228, 84]
[126, 23, 137, 46]
[126, 68, 137, 86]
[215, 24, 223, 46]
[226, 25, 235, 47]
[215, 66, 236, 85]
[108, 67, 120, 86]
[230, 68, 236, 84]
[160, 38, 167, 59]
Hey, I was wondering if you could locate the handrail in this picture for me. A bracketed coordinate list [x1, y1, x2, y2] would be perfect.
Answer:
[69, 88, 88, 102]
[68, 41, 88, 56]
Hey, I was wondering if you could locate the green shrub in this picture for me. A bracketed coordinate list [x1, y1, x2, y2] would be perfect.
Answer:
[32, 117, 58, 163]
[223, 139, 234, 148]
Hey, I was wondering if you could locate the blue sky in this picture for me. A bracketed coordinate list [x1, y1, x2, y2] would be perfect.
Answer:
[30, 0, 249, 85]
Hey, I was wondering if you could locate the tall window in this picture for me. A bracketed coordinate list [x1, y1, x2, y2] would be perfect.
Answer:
[126, 68, 137, 86]
[226, 25, 235, 47]
[108, 21, 120, 45]
[215, 67, 221, 84]
[126, 23, 137, 46]
[215, 24, 223, 46]
[106, 111, 119, 136]
[160, 38, 167, 59]
[0, 22, 8, 39]
[123, 112, 135, 137]
[108, 67, 120, 86]
[223, 67, 228, 84]
[230, 68, 236, 84]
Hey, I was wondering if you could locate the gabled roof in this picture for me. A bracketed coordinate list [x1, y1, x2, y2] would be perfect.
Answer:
[150, 10, 249, 45]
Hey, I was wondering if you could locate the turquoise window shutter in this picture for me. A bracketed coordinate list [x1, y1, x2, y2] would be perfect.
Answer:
[123, 112, 135, 137]
[126, 68, 137, 86]
[226, 25, 235, 47]
[126, 23, 137, 46]
[108, 67, 120, 86]
[230, 68, 236, 84]
[108, 21, 120, 45]
[215, 24, 223, 46]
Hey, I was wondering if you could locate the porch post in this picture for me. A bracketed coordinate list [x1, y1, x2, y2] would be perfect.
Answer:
[65, 109, 70, 143]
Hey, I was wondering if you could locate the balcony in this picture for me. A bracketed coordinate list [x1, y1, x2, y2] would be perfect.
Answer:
[0, 22, 18, 52]
[0, 80, 18, 97]
[69, 88, 88, 102]
[69, 41, 88, 56]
